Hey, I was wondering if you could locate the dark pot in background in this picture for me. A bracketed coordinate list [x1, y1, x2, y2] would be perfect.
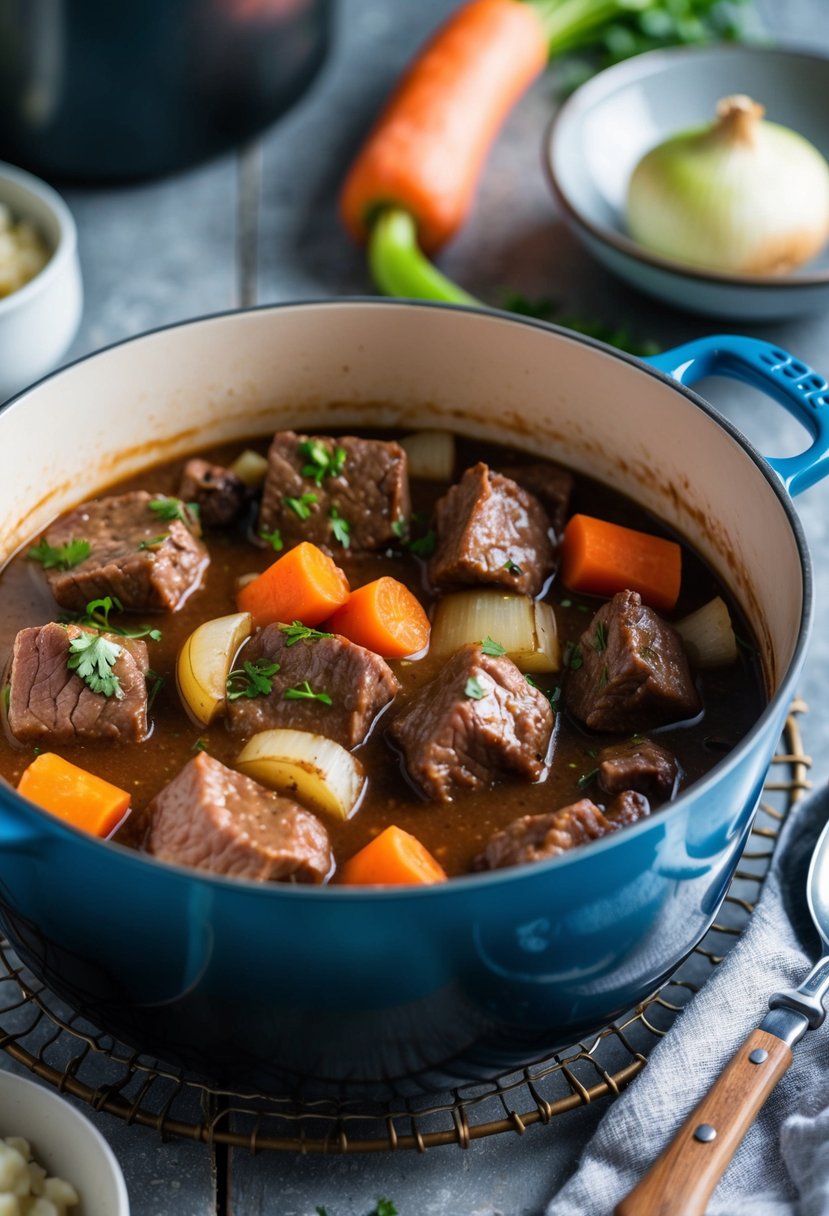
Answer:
[0, 0, 333, 182]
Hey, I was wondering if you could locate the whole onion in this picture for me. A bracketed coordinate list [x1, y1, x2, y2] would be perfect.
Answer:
[625, 96, 829, 275]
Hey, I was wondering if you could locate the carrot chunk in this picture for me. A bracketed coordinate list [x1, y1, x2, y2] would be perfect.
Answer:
[339, 0, 548, 252]
[326, 576, 431, 658]
[560, 514, 682, 613]
[17, 753, 130, 837]
[340, 825, 447, 886]
[237, 541, 350, 628]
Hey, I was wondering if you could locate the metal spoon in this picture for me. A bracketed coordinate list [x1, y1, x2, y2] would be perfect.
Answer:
[616, 814, 829, 1216]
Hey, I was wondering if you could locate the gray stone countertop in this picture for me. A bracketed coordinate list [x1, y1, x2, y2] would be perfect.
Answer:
[3, 0, 829, 1213]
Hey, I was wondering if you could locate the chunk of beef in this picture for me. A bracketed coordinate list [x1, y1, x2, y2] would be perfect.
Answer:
[598, 738, 681, 802]
[226, 626, 399, 749]
[498, 461, 574, 538]
[8, 621, 148, 745]
[42, 491, 208, 613]
[473, 791, 650, 871]
[258, 432, 410, 554]
[388, 643, 553, 802]
[146, 752, 332, 883]
[178, 458, 247, 529]
[428, 463, 556, 597]
[565, 590, 701, 733]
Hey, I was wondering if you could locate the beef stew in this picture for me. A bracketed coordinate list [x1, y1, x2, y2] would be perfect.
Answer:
[0, 429, 765, 883]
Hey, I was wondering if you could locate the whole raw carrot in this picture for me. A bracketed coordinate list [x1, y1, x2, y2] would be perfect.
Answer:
[339, 0, 548, 253]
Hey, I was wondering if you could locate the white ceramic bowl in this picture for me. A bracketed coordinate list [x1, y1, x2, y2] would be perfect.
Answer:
[544, 44, 829, 320]
[0, 162, 83, 401]
[0, 1069, 129, 1216]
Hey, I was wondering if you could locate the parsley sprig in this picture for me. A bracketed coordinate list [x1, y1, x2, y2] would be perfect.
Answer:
[137, 533, 170, 551]
[226, 659, 281, 701]
[329, 507, 351, 548]
[145, 669, 165, 711]
[67, 632, 124, 699]
[27, 537, 90, 571]
[149, 496, 197, 525]
[298, 440, 347, 487]
[66, 596, 162, 642]
[464, 676, 486, 700]
[259, 526, 284, 552]
[278, 621, 334, 647]
[284, 492, 318, 521]
[407, 528, 436, 558]
[284, 681, 332, 705]
[503, 557, 524, 576]
[481, 636, 506, 657]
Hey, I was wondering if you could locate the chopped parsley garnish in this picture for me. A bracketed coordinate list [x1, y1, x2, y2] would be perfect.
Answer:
[298, 440, 346, 487]
[593, 621, 607, 653]
[226, 659, 281, 701]
[525, 674, 561, 710]
[559, 598, 572, 608]
[27, 537, 90, 571]
[67, 632, 124, 699]
[145, 669, 165, 711]
[372, 1200, 398, 1216]
[464, 676, 486, 700]
[329, 507, 351, 548]
[390, 516, 408, 539]
[563, 641, 583, 670]
[577, 767, 599, 789]
[598, 663, 609, 688]
[481, 636, 506, 657]
[137, 533, 170, 551]
[259, 526, 284, 552]
[192, 738, 208, 753]
[503, 557, 523, 576]
[68, 596, 162, 642]
[278, 621, 334, 647]
[408, 528, 436, 558]
[284, 681, 332, 705]
[284, 492, 318, 521]
[149, 496, 195, 525]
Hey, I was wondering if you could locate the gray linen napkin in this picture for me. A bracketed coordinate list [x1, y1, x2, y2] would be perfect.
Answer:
[547, 783, 829, 1216]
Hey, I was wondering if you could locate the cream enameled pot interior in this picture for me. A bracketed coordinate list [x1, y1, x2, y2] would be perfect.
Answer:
[0, 302, 802, 695]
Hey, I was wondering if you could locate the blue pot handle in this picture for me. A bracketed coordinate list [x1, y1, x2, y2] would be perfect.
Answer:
[0, 786, 50, 854]
[645, 336, 829, 498]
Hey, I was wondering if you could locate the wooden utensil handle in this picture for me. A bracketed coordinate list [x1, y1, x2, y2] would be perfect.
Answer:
[614, 1028, 791, 1216]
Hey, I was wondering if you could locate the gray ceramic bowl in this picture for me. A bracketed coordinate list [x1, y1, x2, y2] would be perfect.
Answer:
[544, 44, 829, 320]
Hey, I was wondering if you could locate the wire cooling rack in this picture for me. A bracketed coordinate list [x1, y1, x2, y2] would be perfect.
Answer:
[0, 700, 812, 1153]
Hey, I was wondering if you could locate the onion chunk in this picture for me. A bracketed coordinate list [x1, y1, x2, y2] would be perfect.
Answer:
[401, 430, 456, 480]
[431, 590, 560, 672]
[229, 449, 269, 488]
[236, 728, 366, 820]
[177, 612, 253, 726]
[674, 596, 738, 667]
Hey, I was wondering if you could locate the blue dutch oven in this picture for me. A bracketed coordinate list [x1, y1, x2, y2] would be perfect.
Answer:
[0, 301, 826, 1095]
